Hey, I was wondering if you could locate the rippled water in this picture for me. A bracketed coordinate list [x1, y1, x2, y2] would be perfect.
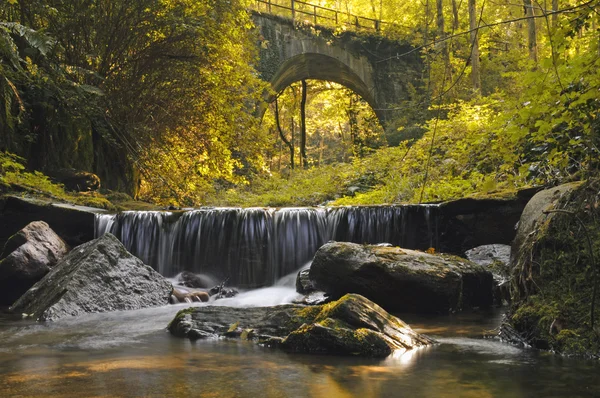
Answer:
[1, 284, 598, 397]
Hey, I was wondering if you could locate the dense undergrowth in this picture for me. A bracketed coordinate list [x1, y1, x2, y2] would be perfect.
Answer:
[210, 86, 598, 207]
[0, 151, 160, 211]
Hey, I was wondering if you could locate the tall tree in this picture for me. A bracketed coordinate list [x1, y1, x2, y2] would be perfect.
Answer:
[452, 0, 460, 30]
[436, 0, 450, 79]
[275, 98, 294, 170]
[524, 0, 538, 62]
[300, 80, 308, 169]
[469, 0, 481, 93]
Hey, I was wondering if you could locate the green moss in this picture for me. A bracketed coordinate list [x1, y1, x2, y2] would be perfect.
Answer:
[282, 318, 388, 356]
[0, 151, 163, 211]
[509, 180, 600, 357]
[167, 307, 196, 330]
[291, 306, 322, 324]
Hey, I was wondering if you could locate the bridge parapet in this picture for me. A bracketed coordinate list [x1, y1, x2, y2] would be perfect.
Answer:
[251, 0, 385, 32]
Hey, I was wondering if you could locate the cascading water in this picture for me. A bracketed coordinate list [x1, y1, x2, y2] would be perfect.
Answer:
[95, 205, 440, 287]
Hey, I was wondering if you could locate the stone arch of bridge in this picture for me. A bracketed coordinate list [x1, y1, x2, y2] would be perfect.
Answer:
[265, 53, 384, 125]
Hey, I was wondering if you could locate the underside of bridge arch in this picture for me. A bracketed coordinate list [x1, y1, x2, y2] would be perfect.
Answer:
[267, 53, 385, 126]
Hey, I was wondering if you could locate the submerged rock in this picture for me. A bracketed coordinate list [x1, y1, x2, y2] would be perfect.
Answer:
[0, 221, 68, 306]
[310, 242, 494, 313]
[168, 293, 433, 357]
[10, 233, 172, 321]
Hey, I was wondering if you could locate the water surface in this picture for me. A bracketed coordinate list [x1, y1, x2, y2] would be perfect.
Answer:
[1, 289, 598, 397]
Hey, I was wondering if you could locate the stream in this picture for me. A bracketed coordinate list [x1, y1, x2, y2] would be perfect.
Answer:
[1, 207, 599, 396]
[1, 277, 599, 397]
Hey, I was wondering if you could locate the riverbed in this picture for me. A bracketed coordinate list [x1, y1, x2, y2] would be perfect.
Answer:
[1, 283, 598, 398]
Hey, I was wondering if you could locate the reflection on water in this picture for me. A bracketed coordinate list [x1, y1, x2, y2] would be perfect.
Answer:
[1, 295, 599, 397]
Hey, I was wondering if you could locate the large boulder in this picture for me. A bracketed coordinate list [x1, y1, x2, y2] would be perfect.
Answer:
[310, 242, 493, 313]
[10, 233, 172, 321]
[0, 195, 101, 250]
[510, 182, 581, 270]
[168, 293, 434, 357]
[506, 181, 600, 356]
[0, 221, 68, 306]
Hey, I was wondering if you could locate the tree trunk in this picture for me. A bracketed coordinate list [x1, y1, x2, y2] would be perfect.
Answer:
[437, 0, 446, 44]
[468, 0, 481, 93]
[318, 132, 324, 166]
[437, 0, 450, 79]
[300, 80, 308, 169]
[290, 116, 295, 170]
[274, 99, 294, 171]
[552, 0, 558, 26]
[524, 0, 538, 62]
[278, 137, 282, 171]
[347, 96, 359, 157]
[452, 0, 459, 30]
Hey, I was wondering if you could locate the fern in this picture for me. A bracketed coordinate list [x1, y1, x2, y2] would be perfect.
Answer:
[0, 22, 56, 57]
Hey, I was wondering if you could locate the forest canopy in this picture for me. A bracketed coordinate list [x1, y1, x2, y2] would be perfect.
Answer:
[0, 0, 599, 206]
[0, 0, 269, 204]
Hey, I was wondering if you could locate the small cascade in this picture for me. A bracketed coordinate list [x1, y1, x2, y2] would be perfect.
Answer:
[95, 205, 440, 287]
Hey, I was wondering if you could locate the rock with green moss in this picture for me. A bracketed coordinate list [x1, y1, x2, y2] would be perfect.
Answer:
[507, 181, 600, 357]
[309, 242, 493, 313]
[10, 233, 172, 321]
[168, 293, 434, 357]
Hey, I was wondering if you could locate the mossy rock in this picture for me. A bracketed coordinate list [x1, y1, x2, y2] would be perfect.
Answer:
[167, 293, 434, 358]
[309, 242, 494, 313]
[508, 180, 600, 357]
[281, 320, 391, 357]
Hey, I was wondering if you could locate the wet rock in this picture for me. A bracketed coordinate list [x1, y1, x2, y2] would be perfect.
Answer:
[0, 221, 68, 306]
[465, 244, 511, 268]
[465, 244, 511, 305]
[295, 268, 315, 294]
[208, 281, 239, 299]
[310, 242, 494, 313]
[168, 293, 434, 357]
[176, 271, 214, 288]
[171, 287, 209, 303]
[10, 233, 172, 321]
[295, 267, 330, 305]
[292, 291, 331, 306]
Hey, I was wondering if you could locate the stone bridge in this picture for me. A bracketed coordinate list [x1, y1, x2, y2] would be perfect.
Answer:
[252, 13, 424, 132]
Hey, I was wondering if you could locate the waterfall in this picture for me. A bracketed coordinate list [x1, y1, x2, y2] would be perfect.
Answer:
[95, 205, 439, 287]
